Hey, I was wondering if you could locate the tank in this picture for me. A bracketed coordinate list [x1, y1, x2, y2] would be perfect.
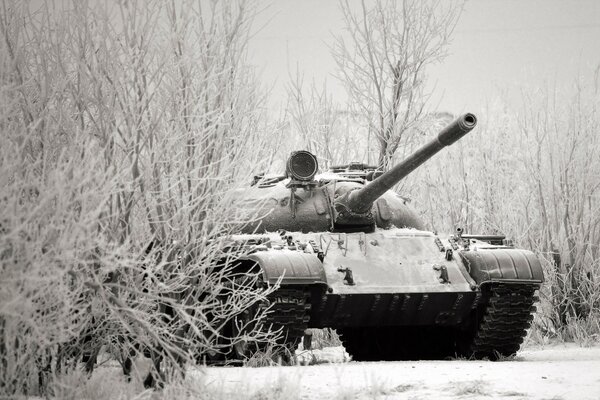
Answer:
[225, 113, 544, 362]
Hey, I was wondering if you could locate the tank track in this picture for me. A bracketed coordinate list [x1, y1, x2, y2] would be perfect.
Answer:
[263, 286, 311, 348]
[202, 286, 311, 365]
[468, 282, 540, 359]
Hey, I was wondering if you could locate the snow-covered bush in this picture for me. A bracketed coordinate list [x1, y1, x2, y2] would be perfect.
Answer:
[0, 0, 279, 395]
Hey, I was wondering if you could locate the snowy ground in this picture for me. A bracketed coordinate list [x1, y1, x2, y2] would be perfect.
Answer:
[196, 344, 600, 399]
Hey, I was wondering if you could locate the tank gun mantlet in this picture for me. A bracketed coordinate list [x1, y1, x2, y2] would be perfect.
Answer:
[332, 184, 376, 231]
[334, 191, 369, 217]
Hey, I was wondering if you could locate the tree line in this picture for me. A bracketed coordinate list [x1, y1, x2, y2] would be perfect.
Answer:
[1, 0, 598, 396]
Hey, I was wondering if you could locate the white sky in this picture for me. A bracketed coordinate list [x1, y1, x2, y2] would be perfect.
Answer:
[248, 0, 600, 114]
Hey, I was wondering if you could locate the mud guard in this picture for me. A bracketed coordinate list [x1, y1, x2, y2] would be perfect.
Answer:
[460, 248, 544, 285]
[243, 251, 327, 286]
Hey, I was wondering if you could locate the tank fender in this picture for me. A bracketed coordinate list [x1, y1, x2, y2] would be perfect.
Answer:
[459, 248, 544, 284]
[243, 251, 328, 286]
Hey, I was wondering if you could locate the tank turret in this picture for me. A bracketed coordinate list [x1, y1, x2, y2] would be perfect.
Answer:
[238, 113, 478, 234]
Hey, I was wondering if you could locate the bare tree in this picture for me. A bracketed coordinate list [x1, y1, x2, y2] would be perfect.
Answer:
[285, 71, 367, 169]
[403, 79, 600, 339]
[331, 0, 462, 170]
[515, 81, 600, 330]
[0, 0, 282, 395]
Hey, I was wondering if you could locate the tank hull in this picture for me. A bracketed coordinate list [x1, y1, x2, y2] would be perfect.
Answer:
[237, 228, 543, 360]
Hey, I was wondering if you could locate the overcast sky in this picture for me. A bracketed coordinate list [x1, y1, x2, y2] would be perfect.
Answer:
[248, 0, 600, 115]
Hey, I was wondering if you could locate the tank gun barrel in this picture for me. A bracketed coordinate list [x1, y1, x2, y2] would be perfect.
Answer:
[344, 113, 477, 213]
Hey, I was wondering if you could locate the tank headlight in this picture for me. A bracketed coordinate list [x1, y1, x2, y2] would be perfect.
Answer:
[286, 150, 318, 181]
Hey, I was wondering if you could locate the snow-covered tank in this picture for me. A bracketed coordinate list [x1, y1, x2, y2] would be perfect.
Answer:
[228, 114, 543, 361]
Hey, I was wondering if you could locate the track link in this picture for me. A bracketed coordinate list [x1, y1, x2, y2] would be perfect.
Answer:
[263, 286, 311, 347]
[469, 282, 540, 359]
[203, 286, 311, 365]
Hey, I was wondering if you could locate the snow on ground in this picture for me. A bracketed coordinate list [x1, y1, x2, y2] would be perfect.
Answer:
[196, 344, 600, 399]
